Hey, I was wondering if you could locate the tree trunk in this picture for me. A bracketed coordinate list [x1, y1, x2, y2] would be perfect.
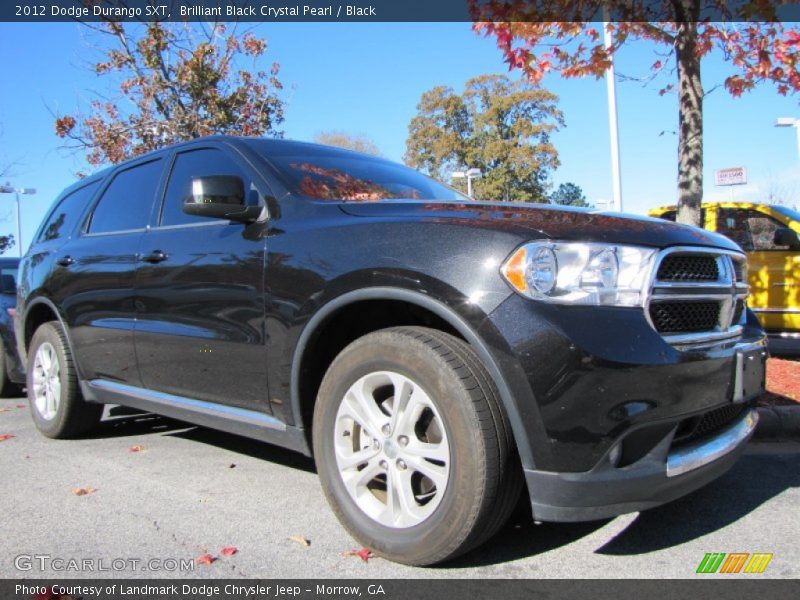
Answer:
[674, 15, 704, 227]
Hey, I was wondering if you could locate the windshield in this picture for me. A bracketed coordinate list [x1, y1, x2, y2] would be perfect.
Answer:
[772, 205, 800, 223]
[250, 140, 469, 202]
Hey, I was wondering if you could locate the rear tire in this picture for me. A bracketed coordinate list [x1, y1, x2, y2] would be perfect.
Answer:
[27, 321, 102, 438]
[313, 326, 521, 566]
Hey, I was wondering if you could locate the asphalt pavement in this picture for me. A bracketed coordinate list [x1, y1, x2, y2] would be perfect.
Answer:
[1, 395, 798, 579]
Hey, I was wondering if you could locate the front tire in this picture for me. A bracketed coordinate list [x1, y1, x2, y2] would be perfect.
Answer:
[313, 326, 520, 566]
[27, 321, 102, 438]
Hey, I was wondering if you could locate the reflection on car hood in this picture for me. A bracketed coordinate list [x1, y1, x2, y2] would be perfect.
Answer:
[339, 200, 740, 251]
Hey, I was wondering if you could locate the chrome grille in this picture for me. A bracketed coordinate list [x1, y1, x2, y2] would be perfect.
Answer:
[647, 247, 749, 346]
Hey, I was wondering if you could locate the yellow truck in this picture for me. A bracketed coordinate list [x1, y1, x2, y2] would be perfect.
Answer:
[649, 202, 800, 353]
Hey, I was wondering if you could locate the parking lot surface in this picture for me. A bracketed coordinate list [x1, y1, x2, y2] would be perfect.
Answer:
[1, 396, 798, 579]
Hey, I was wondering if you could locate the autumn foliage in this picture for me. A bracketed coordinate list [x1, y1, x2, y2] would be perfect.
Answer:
[55, 22, 285, 166]
[471, 1, 800, 225]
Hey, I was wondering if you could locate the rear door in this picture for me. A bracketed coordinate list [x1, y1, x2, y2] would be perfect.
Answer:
[133, 145, 270, 411]
[57, 158, 165, 385]
[716, 206, 799, 333]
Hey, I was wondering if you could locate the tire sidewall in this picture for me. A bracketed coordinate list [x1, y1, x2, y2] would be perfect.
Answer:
[313, 332, 488, 563]
[27, 323, 72, 437]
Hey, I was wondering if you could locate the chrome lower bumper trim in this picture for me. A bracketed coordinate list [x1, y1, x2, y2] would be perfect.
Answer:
[666, 409, 758, 478]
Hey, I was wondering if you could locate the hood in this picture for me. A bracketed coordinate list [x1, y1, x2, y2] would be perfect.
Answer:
[339, 200, 740, 251]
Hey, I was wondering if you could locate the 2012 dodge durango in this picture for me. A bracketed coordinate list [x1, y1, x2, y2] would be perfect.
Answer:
[16, 137, 766, 565]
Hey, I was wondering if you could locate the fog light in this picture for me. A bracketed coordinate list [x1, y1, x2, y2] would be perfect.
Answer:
[608, 444, 622, 467]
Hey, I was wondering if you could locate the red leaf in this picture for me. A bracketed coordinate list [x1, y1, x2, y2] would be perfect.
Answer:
[195, 553, 216, 565]
[0, 434, 15, 442]
[129, 445, 144, 453]
[346, 548, 374, 562]
[72, 487, 97, 496]
[220, 546, 238, 556]
[16, 404, 26, 409]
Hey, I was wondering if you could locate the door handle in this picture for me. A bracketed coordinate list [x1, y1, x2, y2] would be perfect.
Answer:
[56, 256, 74, 267]
[141, 250, 168, 264]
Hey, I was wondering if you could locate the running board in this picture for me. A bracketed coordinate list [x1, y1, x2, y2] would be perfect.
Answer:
[82, 379, 311, 456]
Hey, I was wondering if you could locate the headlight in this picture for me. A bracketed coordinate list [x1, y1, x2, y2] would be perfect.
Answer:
[500, 242, 657, 306]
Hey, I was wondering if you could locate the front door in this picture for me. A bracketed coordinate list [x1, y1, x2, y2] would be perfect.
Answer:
[134, 147, 270, 411]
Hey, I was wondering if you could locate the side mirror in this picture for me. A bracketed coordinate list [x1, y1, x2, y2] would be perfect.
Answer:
[773, 227, 800, 249]
[182, 176, 261, 224]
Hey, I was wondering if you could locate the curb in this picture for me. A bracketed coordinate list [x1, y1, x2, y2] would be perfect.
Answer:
[754, 405, 800, 440]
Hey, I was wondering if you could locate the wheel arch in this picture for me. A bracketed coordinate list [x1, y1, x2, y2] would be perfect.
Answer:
[21, 298, 83, 379]
[290, 287, 535, 470]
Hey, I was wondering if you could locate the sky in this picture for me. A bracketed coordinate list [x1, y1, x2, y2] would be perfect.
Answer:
[0, 21, 799, 257]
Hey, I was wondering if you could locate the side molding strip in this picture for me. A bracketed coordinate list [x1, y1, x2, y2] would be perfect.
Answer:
[86, 379, 311, 456]
[89, 379, 286, 430]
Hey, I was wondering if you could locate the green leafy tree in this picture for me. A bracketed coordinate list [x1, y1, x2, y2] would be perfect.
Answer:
[405, 74, 564, 202]
[313, 131, 382, 156]
[471, 1, 800, 226]
[54, 22, 285, 166]
[550, 182, 591, 207]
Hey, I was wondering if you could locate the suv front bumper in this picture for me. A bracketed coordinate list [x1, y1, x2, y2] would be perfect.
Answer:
[526, 409, 758, 522]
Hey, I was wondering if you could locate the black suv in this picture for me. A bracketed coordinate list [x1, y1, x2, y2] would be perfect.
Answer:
[17, 137, 766, 565]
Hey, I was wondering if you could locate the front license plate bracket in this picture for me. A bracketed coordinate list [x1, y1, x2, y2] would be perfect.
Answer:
[732, 348, 767, 403]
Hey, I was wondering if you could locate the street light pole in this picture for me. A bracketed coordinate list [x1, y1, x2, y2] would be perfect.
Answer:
[604, 21, 623, 213]
[451, 168, 482, 199]
[775, 117, 800, 160]
[0, 184, 36, 257]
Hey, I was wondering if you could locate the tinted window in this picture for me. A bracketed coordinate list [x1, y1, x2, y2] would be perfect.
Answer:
[250, 141, 468, 202]
[88, 159, 163, 234]
[37, 181, 100, 243]
[717, 208, 790, 251]
[161, 149, 248, 227]
[0, 261, 18, 294]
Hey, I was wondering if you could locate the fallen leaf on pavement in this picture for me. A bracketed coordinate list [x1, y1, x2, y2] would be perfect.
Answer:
[345, 548, 374, 562]
[16, 404, 26, 409]
[229, 463, 236, 468]
[0, 408, 12, 413]
[129, 445, 144, 452]
[195, 554, 216, 565]
[288, 535, 310, 547]
[0, 434, 15, 442]
[220, 546, 238, 556]
[71, 487, 97, 496]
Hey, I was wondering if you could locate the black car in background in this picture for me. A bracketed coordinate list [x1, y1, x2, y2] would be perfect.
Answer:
[14, 137, 766, 565]
[0, 257, 23, 396]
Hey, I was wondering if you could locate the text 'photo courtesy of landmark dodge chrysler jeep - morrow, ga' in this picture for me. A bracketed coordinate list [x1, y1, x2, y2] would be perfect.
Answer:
[16, 137, 766, 566]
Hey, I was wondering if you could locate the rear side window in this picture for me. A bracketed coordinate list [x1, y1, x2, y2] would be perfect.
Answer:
[88, 159, 164, 234]
[160, 148, 248, 227]
[37, 181, 100, 243]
